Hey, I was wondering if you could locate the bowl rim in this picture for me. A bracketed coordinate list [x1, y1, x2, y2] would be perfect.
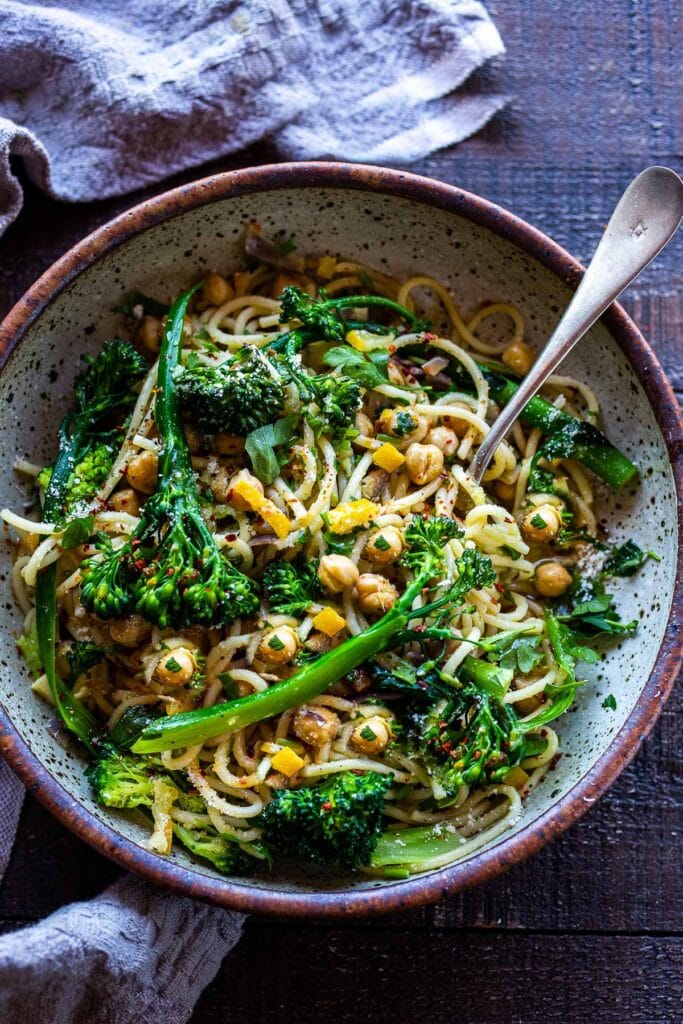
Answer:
[0, 160, 681, 918]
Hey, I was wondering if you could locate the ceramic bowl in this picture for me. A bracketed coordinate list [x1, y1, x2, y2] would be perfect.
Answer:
[0, 163, 680, 917]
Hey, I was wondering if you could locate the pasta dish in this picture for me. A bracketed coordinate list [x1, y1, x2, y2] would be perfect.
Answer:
[2, 227, 652, 877]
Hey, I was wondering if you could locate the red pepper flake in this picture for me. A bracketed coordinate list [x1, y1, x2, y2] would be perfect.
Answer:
[423, 332, 436, 342]
[321, 801, 332, 811]
[494, 582, 505, 594]
[134, 558, 146, 571]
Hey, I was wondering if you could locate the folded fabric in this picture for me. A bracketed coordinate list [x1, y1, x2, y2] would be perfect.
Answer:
[0, 874, 244, 1024]
[0, 0, 506, 234]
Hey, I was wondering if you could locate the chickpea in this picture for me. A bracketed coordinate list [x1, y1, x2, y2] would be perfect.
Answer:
[355, 410, 375, 437]
[405, 442, 444, 485]
[258, 625, 299, 665]
[203, 272, 234, 307]
[153, 647, 197, 687]
[428, 426, 458, 456]
[356, 573, 399, 617]
[318, 554, 359, 594]
[183, 423, 204, 455]
[521, 503, 563, 544]
[228, 469, 264, 511]
[495, 479, 517, 504]
[109, 613, 151, 648]
[126, 449, 158, 494]
[502, 338, 536, 376]
[377, 408, 429, 446]
[535, 561, 573, 597]
[107, 488, 140, 516]
[441, 412, 471, 438]
[364, 526, 404, 566]
[137, 315, 163, 355]
[292, 705, 340, 748]
[214, 433, 245, 456]
[350, 715, 392, 755]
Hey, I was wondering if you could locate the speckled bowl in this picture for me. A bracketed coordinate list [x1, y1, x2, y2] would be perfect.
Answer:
[0, 163, 680, 917]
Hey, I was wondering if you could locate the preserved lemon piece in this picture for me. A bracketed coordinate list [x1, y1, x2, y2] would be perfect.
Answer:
[326, 498, 378, 534]
[271, 747, 305, 777]
[372, 442, 405, 473]
[312, 607, 347, 637]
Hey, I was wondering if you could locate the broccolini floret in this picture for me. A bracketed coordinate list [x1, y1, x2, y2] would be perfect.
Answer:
[407, 685, 526, 798]
[80, 287, 261, 630]
[57, 441, 117, 513]
[261, 770, 392, 870]
[64, 640, 108, 681]
[177, 346, 286, 434]
[262, 559, 322, 617]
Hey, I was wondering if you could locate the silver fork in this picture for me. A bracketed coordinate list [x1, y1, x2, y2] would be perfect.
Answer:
[470, 166, 683, 484]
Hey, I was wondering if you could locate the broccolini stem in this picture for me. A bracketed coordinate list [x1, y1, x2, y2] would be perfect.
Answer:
[131, 571, 502, 754]
[36, 563, 98, 750]
[133, 596, 412, 752]
[156, 284, 203, 489]
[483, 368, 637, 487]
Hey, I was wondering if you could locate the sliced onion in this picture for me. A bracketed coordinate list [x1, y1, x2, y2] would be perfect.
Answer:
[422, 355, 449, 377]
[244, 222, 305, 272]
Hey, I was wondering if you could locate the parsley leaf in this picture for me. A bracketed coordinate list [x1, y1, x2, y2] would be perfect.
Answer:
[602, 694, 617, 710]
[603, 539, 658, 577]
[245, 415, 299, 485]
[61, 514, 95, 549]
[498, 635, 544, 675]
[323, 347, 388, 389]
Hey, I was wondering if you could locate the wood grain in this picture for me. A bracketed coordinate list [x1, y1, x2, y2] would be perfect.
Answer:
[0, 1, 680, 1020]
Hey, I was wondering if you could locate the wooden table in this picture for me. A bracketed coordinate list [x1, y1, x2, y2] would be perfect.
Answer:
[0, 2, 680, 1020]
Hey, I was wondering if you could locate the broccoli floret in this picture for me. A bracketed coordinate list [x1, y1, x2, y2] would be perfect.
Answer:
[177, 346, 286, 435]
[86, 743, 157, 808]
[408, 685, 526, 798]
[173, 823, 261, 875]
[262, 559, 321, 617]
[261, 770, 392, 870]
[80, 288, 261, 630]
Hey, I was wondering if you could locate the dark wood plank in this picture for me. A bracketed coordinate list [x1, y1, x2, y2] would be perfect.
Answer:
[191, 926, 683, 1024]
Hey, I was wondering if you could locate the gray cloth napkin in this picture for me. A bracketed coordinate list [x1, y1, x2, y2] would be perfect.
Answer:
[0, 0, 506, 234]
[0, 1, 505, 1019]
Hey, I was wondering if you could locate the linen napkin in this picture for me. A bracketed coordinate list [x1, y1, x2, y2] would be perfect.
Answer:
[0, 0, 507, 235]
[0, 1, 506, 1019]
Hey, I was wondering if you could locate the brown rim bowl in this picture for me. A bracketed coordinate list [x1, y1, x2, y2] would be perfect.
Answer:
[0, 162, 681, 917]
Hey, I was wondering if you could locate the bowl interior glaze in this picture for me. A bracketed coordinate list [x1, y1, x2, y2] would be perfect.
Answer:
[0, 169, 679, 915]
